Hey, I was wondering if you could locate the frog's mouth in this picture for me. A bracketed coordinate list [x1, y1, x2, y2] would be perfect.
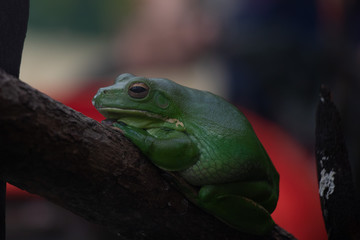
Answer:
[97, 107, 185, 131]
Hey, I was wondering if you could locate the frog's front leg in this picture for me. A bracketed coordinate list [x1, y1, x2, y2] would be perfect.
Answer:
[113, 122, 199, 171]
[197, 181, 277, 235]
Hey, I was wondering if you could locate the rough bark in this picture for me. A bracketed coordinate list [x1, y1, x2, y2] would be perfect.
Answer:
[0, 69, 295, 239]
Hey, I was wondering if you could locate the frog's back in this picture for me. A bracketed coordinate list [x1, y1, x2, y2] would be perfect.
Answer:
[177, 88, 277, 187]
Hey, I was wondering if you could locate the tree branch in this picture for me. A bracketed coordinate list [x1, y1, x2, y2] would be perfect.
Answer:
[0, 0, 29, 77]
[0, 1, 30, 239]
[0, 69, 295, 240]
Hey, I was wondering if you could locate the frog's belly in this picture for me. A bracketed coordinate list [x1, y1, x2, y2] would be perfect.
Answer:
[179, 157, 248, 186]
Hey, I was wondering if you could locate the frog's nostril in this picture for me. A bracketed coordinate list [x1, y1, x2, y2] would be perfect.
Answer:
[102, 90, 109, 95]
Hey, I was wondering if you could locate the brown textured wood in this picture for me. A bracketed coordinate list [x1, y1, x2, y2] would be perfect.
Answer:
[0, 70, 295, 239]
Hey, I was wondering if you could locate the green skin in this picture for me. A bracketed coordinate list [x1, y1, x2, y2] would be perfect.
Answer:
[93, 73, 279, 235]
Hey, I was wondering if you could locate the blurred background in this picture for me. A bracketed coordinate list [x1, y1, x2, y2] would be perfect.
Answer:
[11, 0, 360, 239]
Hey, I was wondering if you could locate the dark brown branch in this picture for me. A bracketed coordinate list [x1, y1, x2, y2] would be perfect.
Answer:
[0, 1, 30, 240]
[0, 69, 294, 240]
[0, 0, 29, 77]
[315, 85, 360, 239]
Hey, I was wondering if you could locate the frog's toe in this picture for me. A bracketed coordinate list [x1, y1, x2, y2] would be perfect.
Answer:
[109, 121, 130, 134]
[199, 195, 274, 235]
[101, 119, 117, 126]
[112, 121, 128, 128]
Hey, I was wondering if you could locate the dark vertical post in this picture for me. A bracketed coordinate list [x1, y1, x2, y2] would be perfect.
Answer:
[315, 85, 360, 239]
[0, 1, 30, 239]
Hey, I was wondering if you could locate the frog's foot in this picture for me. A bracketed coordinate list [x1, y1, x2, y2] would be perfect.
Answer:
[100, 119, 125, 133]
[197, 181, 277, 235]
[199, 194, 274, 235]
[101, 119, 117, 126]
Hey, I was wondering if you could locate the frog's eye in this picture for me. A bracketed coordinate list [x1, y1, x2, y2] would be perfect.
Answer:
[128, 82, 149, 99]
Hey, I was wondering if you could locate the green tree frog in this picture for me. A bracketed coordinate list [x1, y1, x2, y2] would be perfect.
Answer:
[93, 73, 279, 235]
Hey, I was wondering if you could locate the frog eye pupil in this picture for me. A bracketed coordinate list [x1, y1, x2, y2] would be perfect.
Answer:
[128, 82, 149, 99]
[130, 86, 146, 93]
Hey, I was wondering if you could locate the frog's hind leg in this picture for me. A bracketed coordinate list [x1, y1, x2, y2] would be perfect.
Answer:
[199, 194, 274, 235]
[197, 181, 277, 235]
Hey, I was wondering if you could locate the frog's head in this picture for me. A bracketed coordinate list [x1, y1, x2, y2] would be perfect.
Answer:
[93, 73, 185, 131]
